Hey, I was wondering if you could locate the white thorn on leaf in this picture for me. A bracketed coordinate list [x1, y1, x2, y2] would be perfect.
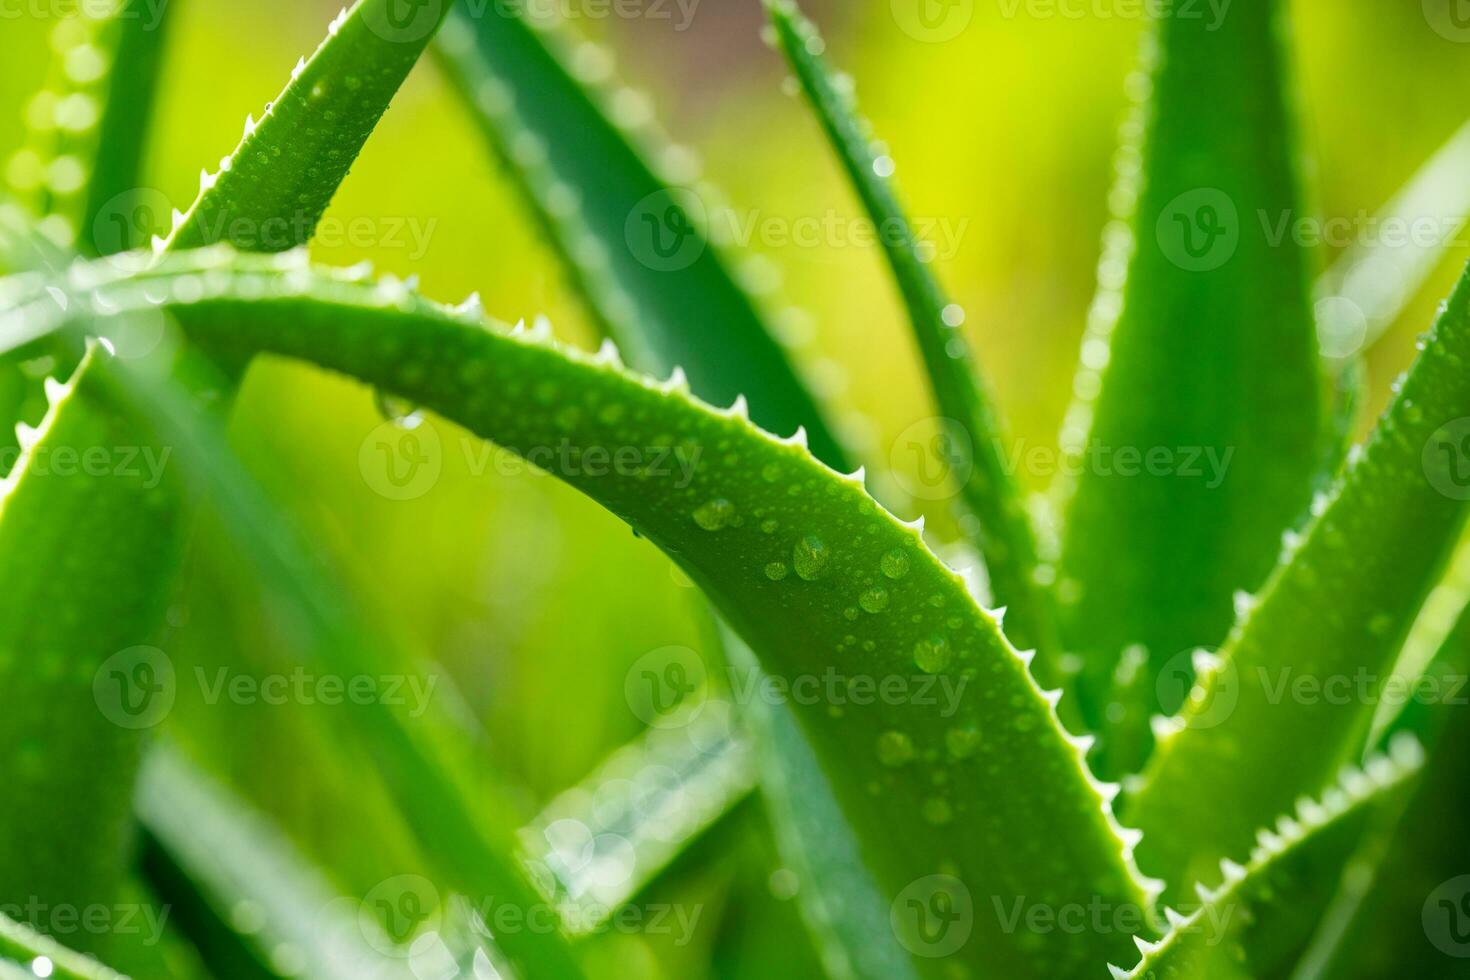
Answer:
[1163, 907, 1189, 929]
[292, 56, 307, 79]
[199, 169, 218, 191]
[1107, 965, 1130, 980]
[1117, 825, 1143, 848]
[1132, 935, 1159, 956]
[171, 208, 186, 231]
[665, 365, 689, 390]
[243, 113, 256, 137]
[150, 234, 167, 253]
[15, 423, 39, 450]
[43, 377, 67, 404]
[1220, 859, 1247, 883]
[1014, 648, 1036, 668]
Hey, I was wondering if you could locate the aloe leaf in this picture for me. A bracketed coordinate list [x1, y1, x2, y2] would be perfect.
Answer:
[1316, 118, 1470, 366]
[1127, 257, 1470, 904]
[521, 698, 756, 934]
[33, 249, 1158, 979]
[0, 909, 124, 980]
[1055, 0, 1322, 723]
[0, 346, 182, 955]
[0, 0, 457, 959]
[136, 743, 429, 980]
[1115, 738, 1424, 980]
[4, 0, 173, 255]
[763, 0, 1057, 666]
[1287, 595, 1470, 979]
[431, 5, 847, 468]
[721, 628, 917, 980]
[166, 1, 451, 255]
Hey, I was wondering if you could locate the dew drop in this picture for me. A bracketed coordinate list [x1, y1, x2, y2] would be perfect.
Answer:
[694, 498, 736, 531]
[914, 634, 952, 673]
[764, 561, 789, 581]
[877, 731, 914, 767]
[374, 389, 422, 429]
[881, 548, 911, 580]
[872, 155, 896, 178]
[792, 535, 831, 580]
[843, 606, 860, 621]
[760, 518, 779, 534]
[859, 586, 890, 613]
[946, 726, 981, 760]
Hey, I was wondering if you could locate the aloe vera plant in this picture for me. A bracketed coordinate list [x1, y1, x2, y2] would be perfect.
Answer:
[4, 1, 1470, 979]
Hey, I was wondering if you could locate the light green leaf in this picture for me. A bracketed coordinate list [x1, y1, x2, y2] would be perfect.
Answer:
[1115, 738, 1424, 980]
[29, 248, 1159, 980]
[431, 4, 848, 468]
[1128, 257, 1470, 904]
[763, 0, 1057, 665]
[1315, 118, 1470, 366]
[0, 908, 124, 980]
[5, 0, 173, 255]
[1055, 0, 1322, 727]
[137, 743, 425, 980]
[521, 697, 756, 936]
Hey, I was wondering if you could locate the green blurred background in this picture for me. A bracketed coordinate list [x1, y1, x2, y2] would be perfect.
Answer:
[4, 1, 1468, 974]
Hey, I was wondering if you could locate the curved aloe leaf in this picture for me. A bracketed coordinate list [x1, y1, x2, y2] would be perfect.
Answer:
[1055, 0, 1322, 726]
[763, 0, 1057, 666]
[1128, 257, 1470, 904]
[431, 4, 847, 468]
[1115, 738, 1423, 980]
[0, 910, 124, 980]
[30, 249, 1157, 980]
